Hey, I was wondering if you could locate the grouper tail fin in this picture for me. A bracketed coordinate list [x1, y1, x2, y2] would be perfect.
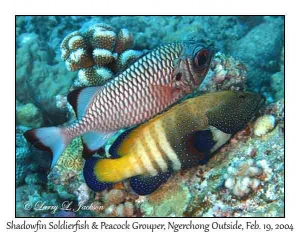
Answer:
[83, 154, 142, 192]
[83, 157, 114, 192]
[24, 126, 71, 169]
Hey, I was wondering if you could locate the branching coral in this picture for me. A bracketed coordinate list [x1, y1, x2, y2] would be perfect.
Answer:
[114, 28, 134, 54]
[60, 23, 143, 88]
[16, 126, 50, 187]
[76, 67, 113, 87]
[115, 49, 143, 72]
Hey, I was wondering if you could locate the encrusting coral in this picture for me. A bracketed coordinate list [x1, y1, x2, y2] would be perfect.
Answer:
[60, 23, 143, 88]
[55, 137, 84, 171]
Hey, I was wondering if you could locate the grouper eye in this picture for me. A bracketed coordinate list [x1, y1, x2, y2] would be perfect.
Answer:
[194, 49, 210, 70]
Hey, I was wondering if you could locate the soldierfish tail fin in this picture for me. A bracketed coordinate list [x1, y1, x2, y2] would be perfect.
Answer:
[24, 127, 71, 169]
[83, 157, 113, 192]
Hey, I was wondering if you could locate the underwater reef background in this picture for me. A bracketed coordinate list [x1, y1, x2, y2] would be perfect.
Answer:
[16, 16, 284, 217]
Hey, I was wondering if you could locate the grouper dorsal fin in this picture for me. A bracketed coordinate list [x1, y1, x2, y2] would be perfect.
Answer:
[67, 86, 102, 119]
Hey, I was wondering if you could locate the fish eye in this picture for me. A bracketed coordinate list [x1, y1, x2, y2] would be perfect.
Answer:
[194, 49, 210, 69]
[175, 72, 182, 81]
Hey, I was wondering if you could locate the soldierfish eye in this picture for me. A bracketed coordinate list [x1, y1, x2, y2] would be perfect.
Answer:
[194, 49, 210, 69]
[175, 72, 182, 81]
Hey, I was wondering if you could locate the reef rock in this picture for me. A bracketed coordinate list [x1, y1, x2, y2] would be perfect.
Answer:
[230, 16, 283, 100]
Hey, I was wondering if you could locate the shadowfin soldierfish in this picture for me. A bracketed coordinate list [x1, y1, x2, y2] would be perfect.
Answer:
[25, 40, 214, 168]
[83, 91, 265, 195]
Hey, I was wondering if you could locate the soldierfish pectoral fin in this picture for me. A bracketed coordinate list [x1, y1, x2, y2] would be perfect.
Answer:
[67, 86, 103, 119]
[82, 131, 117, 159]
[130, 171, 172, 195]
[83, 157, 113, 192]
[24, 127, 71, 169]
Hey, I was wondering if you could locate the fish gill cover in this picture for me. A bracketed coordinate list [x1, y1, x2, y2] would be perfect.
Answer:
[16, 16, 284, 217]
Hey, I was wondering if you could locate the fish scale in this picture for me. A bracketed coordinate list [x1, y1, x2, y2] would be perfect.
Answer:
[82, 91, 264, 195]
[25, 41, 213, 168]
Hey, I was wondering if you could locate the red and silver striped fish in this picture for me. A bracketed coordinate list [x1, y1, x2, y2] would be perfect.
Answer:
[25, 40, 214, 168]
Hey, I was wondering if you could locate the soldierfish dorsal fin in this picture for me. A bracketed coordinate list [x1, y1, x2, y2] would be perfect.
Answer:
[130, 171, 172, 195]
[67, 86, 102, 119]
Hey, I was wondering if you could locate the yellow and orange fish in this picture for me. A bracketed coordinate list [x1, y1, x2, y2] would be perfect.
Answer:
[83, 91, 265, 195]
